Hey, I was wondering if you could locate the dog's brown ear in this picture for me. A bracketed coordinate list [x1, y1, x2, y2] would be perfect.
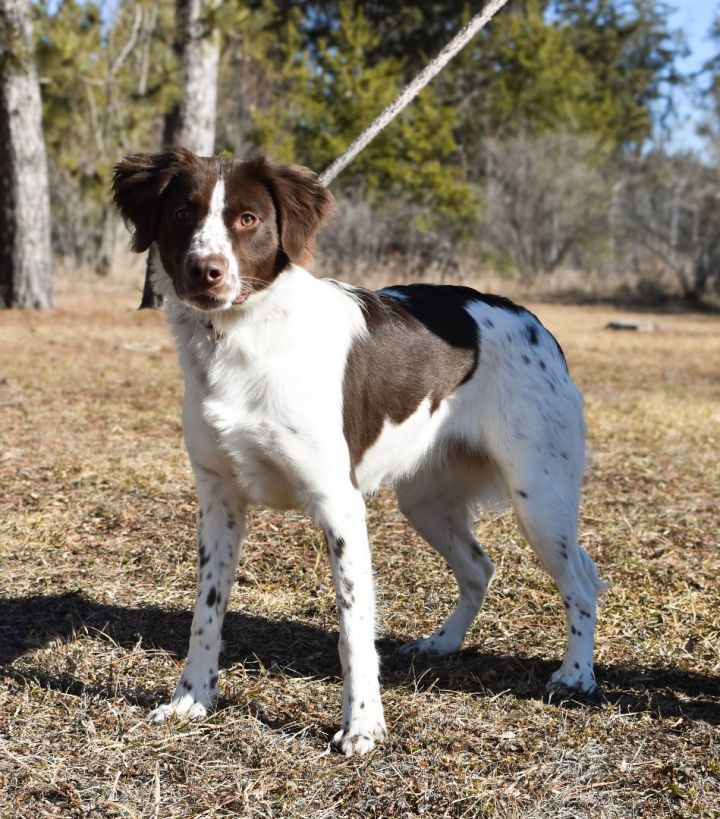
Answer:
[112, 149, 197, 252]
[252, 157, 336, 266]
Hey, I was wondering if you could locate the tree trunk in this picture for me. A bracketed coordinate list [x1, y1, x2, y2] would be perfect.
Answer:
[96, 204, 116, 277]
[140, 0, 219, 308]
[171, 0, 219, 155]
[0, 0, 54, 309]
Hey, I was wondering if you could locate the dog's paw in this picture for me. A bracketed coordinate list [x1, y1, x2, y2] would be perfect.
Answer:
[546, 664, 598, 696]
[397, 632, 460, 657]
[149, 693, 212, 724]
[333, 720, 387, 756]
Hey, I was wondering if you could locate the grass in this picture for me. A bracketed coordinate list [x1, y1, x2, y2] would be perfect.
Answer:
[0, 274, 718, 818]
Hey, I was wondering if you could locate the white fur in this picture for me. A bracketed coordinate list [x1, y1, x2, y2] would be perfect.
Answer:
[148, 253, 604, 754]
[355, 396, 452, 493]
[186, 178, 241, 306]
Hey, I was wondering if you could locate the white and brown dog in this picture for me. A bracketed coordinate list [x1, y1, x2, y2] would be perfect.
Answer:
[112, 149, 604, 755]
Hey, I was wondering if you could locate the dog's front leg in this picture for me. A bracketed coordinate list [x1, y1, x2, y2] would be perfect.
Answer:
[150, 471, 246, 722]
[317, 490, 386, 755]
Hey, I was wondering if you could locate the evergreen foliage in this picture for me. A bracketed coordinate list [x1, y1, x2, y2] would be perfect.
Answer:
[23, 0, 720, 299]
[252, 0, 475, 228]
[34, 0, 178, 263]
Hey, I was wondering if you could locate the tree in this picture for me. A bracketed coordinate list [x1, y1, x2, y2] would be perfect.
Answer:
[447, 0, 612, 159]
[621, 151, 720, 302]
[35, 0, 179, 272]
[267, 1, 681, 180]
[483, 133, 609, 280]
[163, 0, 219, 153]
[551, 0, 682, 150]
[0, 0, 54, 308]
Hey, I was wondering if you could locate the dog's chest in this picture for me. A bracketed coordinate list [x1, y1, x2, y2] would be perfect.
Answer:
[183, 315, 354, 508]
[197, 353, 307, 506]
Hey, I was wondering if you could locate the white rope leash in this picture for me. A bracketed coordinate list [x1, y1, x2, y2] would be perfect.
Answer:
[318, 0, 511, 187]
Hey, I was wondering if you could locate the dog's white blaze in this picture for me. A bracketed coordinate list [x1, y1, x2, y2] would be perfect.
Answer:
[188, 177, 240, 286]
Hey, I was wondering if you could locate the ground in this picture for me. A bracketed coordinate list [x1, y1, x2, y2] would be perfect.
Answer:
[0, 275, 718, 818]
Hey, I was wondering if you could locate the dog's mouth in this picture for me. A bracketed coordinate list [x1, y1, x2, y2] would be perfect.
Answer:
[183, 291, 250, 311]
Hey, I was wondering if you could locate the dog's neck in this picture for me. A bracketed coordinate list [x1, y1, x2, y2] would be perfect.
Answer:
[161, 262, 333, 374]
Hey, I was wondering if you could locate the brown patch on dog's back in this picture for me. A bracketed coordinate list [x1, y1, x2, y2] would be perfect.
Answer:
[342, 287, 479, 472]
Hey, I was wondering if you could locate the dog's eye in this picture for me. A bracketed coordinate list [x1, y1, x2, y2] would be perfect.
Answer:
[174, 207, 192, 223]
[238, 213, 257, 228]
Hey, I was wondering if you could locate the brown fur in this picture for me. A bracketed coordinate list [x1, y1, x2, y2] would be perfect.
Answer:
[112, 148, 204, 252]
[342, 289, 477, 474]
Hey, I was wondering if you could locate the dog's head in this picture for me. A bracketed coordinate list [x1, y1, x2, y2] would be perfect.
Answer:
[112, 149, 335, 311]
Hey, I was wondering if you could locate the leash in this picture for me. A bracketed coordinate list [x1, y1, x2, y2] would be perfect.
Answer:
[318, 0, 511, 187]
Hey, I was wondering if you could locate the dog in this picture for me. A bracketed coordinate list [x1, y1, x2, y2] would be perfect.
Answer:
[112, 148, 604, 755]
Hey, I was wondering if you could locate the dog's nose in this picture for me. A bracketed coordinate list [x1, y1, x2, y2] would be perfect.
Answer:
[187, 255, 228, 290]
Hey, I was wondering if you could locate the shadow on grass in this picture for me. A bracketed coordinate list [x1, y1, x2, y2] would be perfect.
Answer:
[1, 591, 718, 726]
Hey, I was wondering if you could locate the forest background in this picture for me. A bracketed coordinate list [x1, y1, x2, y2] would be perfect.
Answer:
[19, 0, 720, 303]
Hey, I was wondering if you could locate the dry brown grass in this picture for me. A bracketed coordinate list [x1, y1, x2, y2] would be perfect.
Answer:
[1, 273, 718, 818]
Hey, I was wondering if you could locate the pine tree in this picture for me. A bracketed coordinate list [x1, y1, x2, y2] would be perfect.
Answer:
[253, 0, 475, 228]
[551, 0, 680, 149]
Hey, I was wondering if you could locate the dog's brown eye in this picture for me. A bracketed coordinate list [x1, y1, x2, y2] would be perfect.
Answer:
[238, 213, 257, 228]
[174, 207, 192, 223]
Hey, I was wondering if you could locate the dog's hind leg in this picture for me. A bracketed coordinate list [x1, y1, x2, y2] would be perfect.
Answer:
[504, 451, 605, 694]
[396, 476, 496, 655]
